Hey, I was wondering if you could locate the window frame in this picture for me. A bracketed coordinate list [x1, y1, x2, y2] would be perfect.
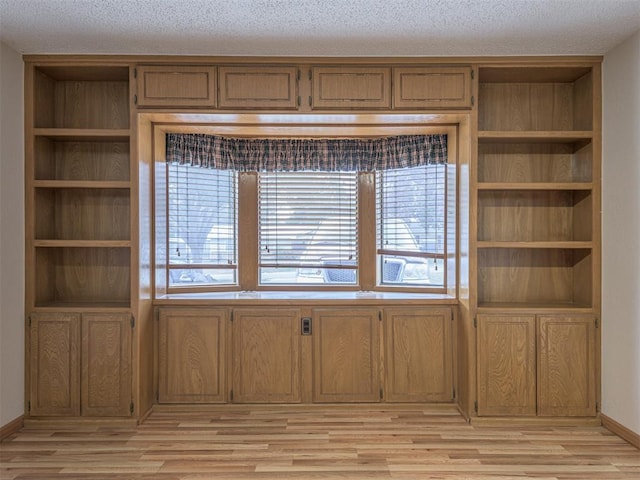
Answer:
[153, 121, 458, 297]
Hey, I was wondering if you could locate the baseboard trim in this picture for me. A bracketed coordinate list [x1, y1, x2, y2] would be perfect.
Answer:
[470, 416, 602, 427]
[0, 415, 24, 441]
[601, 413, 640, 449]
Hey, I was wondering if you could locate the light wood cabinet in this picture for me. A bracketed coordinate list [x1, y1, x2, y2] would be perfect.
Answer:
[393, 67, 472, 109]
[25, 60, 154, 421]
[384, 307, 453, 402]
[29, 312, 132, 417]
[476, 313, 596, 417]
[218, 66, 298, 109]
[311, 67, 391, 109]
[538, 315, 596, 416]
[477, 315, 536, 416]
[232, 308, 301, 403]
[312, 308, 380, 402]
[29, 313, 81, 416]
[158, 308, 227, 403]
[136, 65, 217, 108]
[81, 313, 132, 416]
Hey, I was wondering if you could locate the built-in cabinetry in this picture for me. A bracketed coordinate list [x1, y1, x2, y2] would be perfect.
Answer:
[471, 63, 601, 419]
[135, 63, 473, 111]
[477, 313, 596, 417]
[313, 308, 381, 402]
[157, 308, 227, 403]
[384, 307, 453, 402]
[136, 65, 217, 108]
[155, 306, 453, 404]
[232, 308, 301, 403]
[25, 60, 153, 422]
[23, 56, 601, 422]
[29, 312, 131, 417]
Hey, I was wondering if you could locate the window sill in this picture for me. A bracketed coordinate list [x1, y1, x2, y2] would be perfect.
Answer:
[154, 290, 457, 306]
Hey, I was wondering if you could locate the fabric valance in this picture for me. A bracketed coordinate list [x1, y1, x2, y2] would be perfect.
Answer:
[166, 133, 447, 172]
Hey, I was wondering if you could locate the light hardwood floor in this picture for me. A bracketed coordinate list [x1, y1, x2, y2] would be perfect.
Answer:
[1, 405, 639, 479]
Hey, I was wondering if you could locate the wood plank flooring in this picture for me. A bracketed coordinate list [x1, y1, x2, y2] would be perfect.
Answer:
[1, 405, 639, 479]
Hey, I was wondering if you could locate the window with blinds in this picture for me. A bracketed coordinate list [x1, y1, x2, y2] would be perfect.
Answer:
[258, 171, 358, 285]
[376, 164, 446, 286]
[168, 163, 238, 287]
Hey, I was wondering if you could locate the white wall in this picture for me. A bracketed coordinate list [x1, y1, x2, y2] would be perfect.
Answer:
[602, 29, 640, 436]
[0, 41, 25, 426]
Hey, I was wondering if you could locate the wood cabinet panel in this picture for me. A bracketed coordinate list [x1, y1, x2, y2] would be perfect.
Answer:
[393, 67, 472, 109]
[477, 315, 536, 416]
[313, 308, 380, 402]
[158, 308, 227, 403]
[384, 308, 453, 402]
[82, 313, 131, 416]
[218, 66, 298, 109]
[538, 315, 596, 416]
[136, 65, 216, 108]
[29, 313, 81, 416]
[232, 308, 300, 403]
[311, 67, 391, 109]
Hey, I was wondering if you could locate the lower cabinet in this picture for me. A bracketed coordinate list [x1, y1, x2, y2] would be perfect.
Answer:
[29, 312, 132, 417]
[477, 314, 536, 416]
[538, 315, 597, 416]
[232, 308, 301, 403]
[158, 308, 227, 403]
[154, 305, 454, 404]
[312, 308, 381, 402]
[477, 313, 597, 417]
[384, 307, 453, 402]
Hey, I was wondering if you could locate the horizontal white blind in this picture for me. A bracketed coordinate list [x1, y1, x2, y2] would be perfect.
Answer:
[259, 171, 358, 269]
[377, 165, 446, 258]
[168, 164, 237, 282]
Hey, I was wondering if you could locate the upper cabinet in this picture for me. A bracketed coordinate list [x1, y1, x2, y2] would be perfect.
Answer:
[311, 66, 391, 109]
[393, 66, 472, 109]
[218, 66, 299, 109]
[135, 65, 217, 108]
[134, 62, 475, 111]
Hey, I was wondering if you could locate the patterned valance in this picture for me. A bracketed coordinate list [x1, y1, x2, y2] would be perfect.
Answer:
[166, 133, 447, 172]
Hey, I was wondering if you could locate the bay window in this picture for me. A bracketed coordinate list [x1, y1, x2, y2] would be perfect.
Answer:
[158, 132, 452, 294]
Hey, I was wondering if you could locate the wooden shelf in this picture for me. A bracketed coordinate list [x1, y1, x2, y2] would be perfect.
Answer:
[34, 240, 131, 248]
[478, 131, 592, 143]
[32, 301, 132, 310]
[477, 302, 594, 312]
[34, 180, 130, 189]
[477, 182, 592, 191]
[477, 241, 593, 249]
[33, 128, 130, 141]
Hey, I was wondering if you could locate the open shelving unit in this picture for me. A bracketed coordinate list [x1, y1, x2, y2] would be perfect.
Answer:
[27, 65, 132, 309]
[472, 63, 601, 418]
[475, 65, 599, 311]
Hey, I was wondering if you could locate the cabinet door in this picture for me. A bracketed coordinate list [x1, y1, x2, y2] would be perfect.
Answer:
[538, 315, 596, 416]
[311, 67, 391, 109]
[82, 313, 132, 416]
[29, 312, 80, 416]
[232, 308, 300, 403]
[384, 307, 452, 402]
[158, 308, 227, 403]
[218, 66, 298, 109]
[477, 314, 536, 416]
[313, 308, 380, 402]
[393, 67, 472, 109]
[136, 65, 216, 107]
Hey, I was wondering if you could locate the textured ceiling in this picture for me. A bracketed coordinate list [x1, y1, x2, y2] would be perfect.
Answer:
[1, 0, 639, 56]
